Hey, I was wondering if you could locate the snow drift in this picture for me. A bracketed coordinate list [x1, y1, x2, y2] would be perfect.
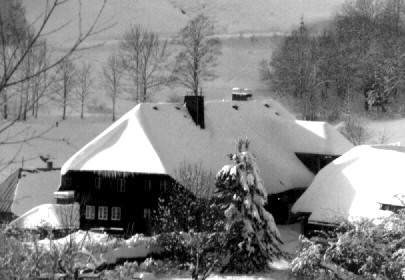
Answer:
[9, 203, 80, 230]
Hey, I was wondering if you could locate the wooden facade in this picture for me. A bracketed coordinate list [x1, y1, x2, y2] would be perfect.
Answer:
[57, 171, 173, 235]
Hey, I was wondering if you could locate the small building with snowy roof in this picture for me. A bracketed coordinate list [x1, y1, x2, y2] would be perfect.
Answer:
[11, 170, 61, 217]
[292, 145, 405, 235]
[57, 96, 353, 233]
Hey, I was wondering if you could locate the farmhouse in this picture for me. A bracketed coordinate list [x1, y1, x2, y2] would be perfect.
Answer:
[56, 96, 353, 234]
[292, 144, 405, 235]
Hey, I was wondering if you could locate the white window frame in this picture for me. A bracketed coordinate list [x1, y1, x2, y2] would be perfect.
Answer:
[98, 206, 108, 220]
[143, 208, 151, 220]
[85, 205, 95, 220]
[95, 177, 102, 189]
[159, 180, 168, 192]
[144, 180, 152, 191]
[111, 207, 121, 221]
[117, 179, 126, 192]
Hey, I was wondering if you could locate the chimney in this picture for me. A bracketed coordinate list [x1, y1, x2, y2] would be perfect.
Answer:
[232, 88, 253, 101]
[184, 95, 205, 129]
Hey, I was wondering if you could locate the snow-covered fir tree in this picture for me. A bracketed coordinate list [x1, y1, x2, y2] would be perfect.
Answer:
[215, 137, 284, 273]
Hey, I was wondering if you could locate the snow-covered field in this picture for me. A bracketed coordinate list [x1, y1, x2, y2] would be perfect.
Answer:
[19, 0, 347, 106]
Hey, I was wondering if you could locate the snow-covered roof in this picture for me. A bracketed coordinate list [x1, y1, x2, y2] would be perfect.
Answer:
[9, 203, 79, 230]
[61, 99, 353, 194]
[11, 170, 60, 216]
[292, 145, 405, 225]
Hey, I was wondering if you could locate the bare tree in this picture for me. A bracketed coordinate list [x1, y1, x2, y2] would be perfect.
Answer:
[119, 25, 170, 103]
[30, 40, 49, 119]
[171, 14, 221, 95]
[53, 58, 77, 120]
[0, 0, 107, 139]
[14, 35, 50, 121]
[119, 26, 142, 102]
[75, 62, 93, 119]
[101, 53, 122, 122]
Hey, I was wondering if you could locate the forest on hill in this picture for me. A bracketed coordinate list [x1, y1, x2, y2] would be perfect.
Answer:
[261, 0, 405, 121]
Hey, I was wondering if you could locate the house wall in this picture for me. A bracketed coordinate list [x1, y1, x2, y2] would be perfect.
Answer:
[58, 171, 173, 235]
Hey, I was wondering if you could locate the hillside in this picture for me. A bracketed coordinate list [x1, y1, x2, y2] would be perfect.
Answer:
[20, 0, 347, 106]
[23, 0, 345, 43]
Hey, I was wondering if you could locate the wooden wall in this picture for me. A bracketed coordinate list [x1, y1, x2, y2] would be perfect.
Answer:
[58, 171, 173, 235]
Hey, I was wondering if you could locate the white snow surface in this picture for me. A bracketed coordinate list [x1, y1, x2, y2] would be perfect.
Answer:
[9, 203, 80, 230]
[61, 100, 353, 194]
[11, 170, 61, 216]
[292, 145, 405, 224]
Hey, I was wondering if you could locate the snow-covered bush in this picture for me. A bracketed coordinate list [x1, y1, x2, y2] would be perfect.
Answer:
[291, 211, 405, 280]
[215, 137, 284, 273]
[0, 227, 73, 279]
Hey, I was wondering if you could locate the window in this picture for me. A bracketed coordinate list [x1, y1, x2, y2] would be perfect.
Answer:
[85, 205, 95, 220]
[95, 177, 102, 189]
[98, 206, 108, 220]
[63, 176, 72, 188]
[159, 180, 168, 192]
[111, 207, 121, 221]
[144, 180, 152, 191]
[117, 179, 126, 192]
[143, 208, 151, 220]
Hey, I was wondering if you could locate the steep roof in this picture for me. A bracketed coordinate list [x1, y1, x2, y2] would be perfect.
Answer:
[61, 99, 353, 194]
[11, 170, 60, 216]
[0, 169, 20, 213]
[292, 145, 405, 225]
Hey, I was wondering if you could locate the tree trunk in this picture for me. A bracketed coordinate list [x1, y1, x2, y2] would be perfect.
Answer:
[80, 98, 84, 119]
[112, 97, 116, 122]
[63, 86, 67, 120]
[18, 86, 23, 120]
[23, 87, 28, 121]
[2, 89, 7, 119]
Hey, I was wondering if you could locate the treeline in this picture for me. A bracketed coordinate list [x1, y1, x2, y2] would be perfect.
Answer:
[261, 0, 405, 120]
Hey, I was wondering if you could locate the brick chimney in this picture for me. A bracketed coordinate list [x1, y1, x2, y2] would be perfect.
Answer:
[184, 95, 205, 129]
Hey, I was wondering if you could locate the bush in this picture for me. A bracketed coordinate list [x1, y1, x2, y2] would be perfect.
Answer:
[0, 227, 67, 279]
[154, 231, 224, 280]
[291, 211, 405, 280]
[338, 117, 373, 145]
[152, 161, 223, 234]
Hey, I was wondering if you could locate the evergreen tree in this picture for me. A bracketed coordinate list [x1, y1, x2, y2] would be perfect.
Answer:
[215, 138, 284, 273]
